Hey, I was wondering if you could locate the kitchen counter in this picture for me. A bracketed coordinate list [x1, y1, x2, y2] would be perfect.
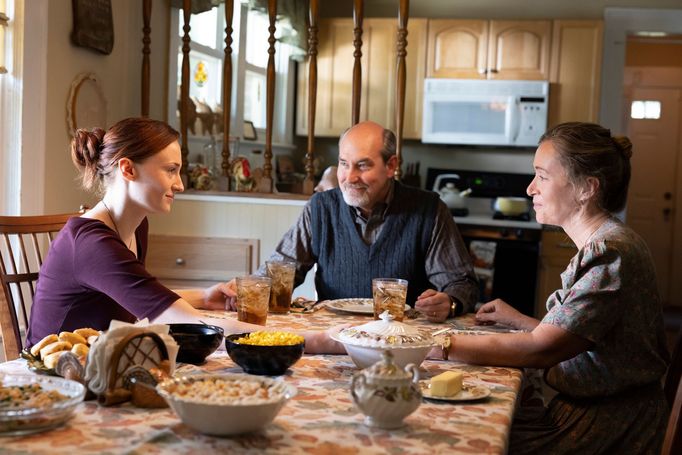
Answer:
[454, 213, 542, 230]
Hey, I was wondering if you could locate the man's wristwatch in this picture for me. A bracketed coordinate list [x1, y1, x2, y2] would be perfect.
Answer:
[448, 297, 457, 319]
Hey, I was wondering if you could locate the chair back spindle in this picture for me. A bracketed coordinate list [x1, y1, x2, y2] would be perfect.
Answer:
[0, 212, 79, 360]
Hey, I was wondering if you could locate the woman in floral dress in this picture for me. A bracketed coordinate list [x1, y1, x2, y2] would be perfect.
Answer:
[437, 122, 670, 454]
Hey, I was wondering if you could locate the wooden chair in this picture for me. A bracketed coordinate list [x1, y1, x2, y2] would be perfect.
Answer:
[663, 371, 682, 455]
[665, 325, 682, 406]
[0, 211, 81, 360]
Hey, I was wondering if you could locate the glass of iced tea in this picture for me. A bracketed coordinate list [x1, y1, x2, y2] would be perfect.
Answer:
[265, 260, 296, 314]
[372, 278, 408, 321]
[236, 275, 271, 325]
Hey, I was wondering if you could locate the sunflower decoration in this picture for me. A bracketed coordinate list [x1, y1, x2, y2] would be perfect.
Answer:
[194, 61, 208, 87]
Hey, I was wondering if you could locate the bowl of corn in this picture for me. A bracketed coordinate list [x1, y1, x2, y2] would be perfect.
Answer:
[225, 331, 305, 376]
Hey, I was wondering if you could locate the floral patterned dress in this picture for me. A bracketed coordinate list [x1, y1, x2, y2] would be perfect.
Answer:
[510, 217, 670, 455]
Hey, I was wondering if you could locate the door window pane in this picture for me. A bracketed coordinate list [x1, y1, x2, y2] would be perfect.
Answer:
[177, 7, 218, 49]
[631, 100, 661, 119]
[244, 69, 266, 128]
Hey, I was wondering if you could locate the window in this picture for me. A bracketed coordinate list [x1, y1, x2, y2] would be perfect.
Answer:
[168, 2, 296, 146]
[630, 100, 661, 119]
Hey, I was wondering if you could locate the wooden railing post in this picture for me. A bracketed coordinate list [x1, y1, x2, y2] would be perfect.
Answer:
[303, 0, 319, 195]
[141, 0, 151, 117]
[221, 0, 235, 190]
[394, 0, 409, 181]
[351, 0, 364, 126]
[179, 0, 191, 186]
[259, 0, 277, 193]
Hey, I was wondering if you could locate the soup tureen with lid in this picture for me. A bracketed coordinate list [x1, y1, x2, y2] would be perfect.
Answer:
[330, 311, 437, 368]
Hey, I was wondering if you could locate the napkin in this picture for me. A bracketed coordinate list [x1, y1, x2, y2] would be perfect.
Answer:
[84, 319, 179, 395]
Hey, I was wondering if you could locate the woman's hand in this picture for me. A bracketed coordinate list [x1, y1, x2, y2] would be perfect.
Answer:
[202, 282, 237, 311]
[415, 289, 451, 322]
[475, 299, 539, 331]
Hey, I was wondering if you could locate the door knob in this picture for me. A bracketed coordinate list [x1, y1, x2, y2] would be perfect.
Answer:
[664, 192, 672, 200]
[663, 207, 671, 221]
[175, 258, 186, 266]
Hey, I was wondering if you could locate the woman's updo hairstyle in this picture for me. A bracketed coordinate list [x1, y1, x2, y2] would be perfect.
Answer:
[539, 122, 633, 213]
[71, 117, 180, 193]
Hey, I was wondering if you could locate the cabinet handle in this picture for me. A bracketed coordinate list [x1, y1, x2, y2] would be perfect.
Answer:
[478, 68, 487, 75]
[489, 68, 499, 74]
[175, 258, 186, 266]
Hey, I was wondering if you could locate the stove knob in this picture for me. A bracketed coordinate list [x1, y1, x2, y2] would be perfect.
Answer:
[500, 229, 510, 238]
[515, 229, 524, 239]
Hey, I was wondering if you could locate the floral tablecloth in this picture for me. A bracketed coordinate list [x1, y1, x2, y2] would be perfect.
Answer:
[0, 310, 523, 455]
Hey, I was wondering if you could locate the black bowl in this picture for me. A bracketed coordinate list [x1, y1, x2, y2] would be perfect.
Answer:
[168, 323, 224, 365]
[225, 333, 305, 376]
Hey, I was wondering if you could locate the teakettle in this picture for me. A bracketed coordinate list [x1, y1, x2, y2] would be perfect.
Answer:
[350, 350, 421, 429]
[432, 174, 472, 210]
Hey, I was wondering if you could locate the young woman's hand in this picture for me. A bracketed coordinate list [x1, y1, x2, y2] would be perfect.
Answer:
[202, 282, 237, 311]
[475, 299, 539, 331]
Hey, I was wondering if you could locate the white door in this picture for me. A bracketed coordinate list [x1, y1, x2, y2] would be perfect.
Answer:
[626, 87, 680, 306]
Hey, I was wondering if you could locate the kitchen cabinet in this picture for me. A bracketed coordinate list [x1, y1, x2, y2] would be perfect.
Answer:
[426, 19, 551, 80]
[296, 18, 427, 139]
[146, 235, 259, 288]
[548, 20, 603, 126]
[535, 229, 577, 318]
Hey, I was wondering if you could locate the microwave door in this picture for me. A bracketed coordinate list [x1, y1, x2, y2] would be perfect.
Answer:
[422, 95, 511, 145]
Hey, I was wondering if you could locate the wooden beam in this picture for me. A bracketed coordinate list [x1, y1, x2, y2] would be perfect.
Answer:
[141, 0, 151, 117]
[221, 0, 234, 189]
[259, 0, 277, 193]
[394, 0, 409, 181]
[180, 0, 191, 186]
[303, 0, 319, 195]
[351, 0, 364, 126]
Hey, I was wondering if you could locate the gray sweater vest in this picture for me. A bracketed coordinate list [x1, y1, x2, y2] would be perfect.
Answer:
[310, 182, 439, 306]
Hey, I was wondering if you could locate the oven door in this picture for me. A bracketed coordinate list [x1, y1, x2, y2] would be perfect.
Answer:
[460, 227, 539, 317]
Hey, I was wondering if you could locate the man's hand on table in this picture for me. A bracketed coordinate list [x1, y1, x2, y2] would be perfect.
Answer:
[415, 289, 451, 323]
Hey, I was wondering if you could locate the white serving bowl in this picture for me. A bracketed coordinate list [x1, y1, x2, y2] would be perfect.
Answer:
[156, 373, 296, 436]
[336, 341, 433, 369]
[0, 374, 86, 436]
[330, 311, 438, 369]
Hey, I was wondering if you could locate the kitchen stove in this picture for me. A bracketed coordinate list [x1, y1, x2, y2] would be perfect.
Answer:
[429, 168, 541, 316]
[492, 211, 531, 222]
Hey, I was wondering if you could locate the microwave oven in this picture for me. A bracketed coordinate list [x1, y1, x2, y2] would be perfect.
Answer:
[421, 79, 549, 147]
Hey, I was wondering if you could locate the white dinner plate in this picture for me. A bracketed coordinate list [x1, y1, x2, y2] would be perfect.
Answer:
[322, 298, 410, 315]
[419, 380, 491, 402]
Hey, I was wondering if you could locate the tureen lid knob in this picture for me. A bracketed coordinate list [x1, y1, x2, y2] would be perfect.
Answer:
[378, 311, 394, 323]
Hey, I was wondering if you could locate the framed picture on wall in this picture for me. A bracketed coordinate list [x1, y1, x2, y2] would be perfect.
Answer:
[71, 0, 114, 55]
[243, 120, 257, 141]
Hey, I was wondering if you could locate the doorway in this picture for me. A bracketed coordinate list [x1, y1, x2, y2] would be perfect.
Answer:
[623, 36, 682, 307]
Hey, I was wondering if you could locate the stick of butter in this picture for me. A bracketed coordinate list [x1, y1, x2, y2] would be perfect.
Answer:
[430, 371, 463, 397]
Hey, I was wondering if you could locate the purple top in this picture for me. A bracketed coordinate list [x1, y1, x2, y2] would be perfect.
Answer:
[26, 217, 180, 346]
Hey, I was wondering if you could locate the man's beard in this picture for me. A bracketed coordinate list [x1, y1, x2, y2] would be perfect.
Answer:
[340, 183, 370, 208]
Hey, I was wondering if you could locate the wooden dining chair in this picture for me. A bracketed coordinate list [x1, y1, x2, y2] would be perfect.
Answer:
[0, 210, 83, 360]
[663, 372, 682, 455]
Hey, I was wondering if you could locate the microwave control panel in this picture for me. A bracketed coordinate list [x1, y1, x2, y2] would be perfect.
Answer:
[517, 99, 548, 146]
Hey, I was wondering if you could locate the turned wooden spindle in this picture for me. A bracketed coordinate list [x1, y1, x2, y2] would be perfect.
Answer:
[303, 0, 319, 195]
[394, 0, 409, 181]
[141, 0, 151, 117]
[259, 0, 277, 193]
[351, 0, 364, 126]
[179, 0, 191, 185]
[221, 0, 235, 188]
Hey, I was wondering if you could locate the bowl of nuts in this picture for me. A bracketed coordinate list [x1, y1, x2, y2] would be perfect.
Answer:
[225, 331, 305, 376]
[156, 373, 296, 436]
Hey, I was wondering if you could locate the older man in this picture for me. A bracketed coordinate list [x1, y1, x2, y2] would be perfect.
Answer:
[263, 121, 477, 321]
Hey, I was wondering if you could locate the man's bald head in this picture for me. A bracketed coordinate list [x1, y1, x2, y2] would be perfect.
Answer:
[338, 121, 396, 163]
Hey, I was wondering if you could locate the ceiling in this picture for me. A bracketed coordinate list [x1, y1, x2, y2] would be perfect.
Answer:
[321, 0, 682, 19]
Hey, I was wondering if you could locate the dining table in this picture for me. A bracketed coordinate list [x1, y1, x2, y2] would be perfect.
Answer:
[0, 307, 525, 454]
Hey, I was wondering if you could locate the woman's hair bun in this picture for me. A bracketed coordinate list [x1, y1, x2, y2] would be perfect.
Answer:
[71, 128, 105, 167]
[612, 135, 633, 159]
